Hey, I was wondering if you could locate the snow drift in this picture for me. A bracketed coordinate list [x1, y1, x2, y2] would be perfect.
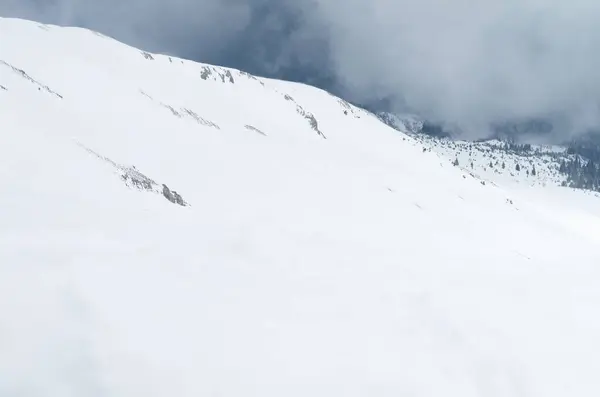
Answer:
[1, 17, 600, 397]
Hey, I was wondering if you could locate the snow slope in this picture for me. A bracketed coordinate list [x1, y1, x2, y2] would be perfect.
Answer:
[2, 17, 600, 397]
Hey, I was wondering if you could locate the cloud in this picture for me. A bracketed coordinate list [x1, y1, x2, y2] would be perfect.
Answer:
[306, 0, 600, 137]
[0, 0, 255, 57]
[3, 0, 600, 138]
[0, 0, 332, 83]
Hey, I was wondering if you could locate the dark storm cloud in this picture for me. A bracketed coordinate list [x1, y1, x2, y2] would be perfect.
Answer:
[0, 0, 255, 57]
[309, 0, 600, 138]
[0, 0, 332, 86]
[3, 0, 600, 138]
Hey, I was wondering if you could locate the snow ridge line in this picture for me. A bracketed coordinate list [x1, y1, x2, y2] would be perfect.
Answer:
[139, 90, 220, 129]
[283, 93, 326, 139]
[0, 60, 63, 98]
[75, 140, 189, 206]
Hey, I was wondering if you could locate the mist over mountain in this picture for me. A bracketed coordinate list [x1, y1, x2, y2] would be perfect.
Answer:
[3, 0, 600, 140]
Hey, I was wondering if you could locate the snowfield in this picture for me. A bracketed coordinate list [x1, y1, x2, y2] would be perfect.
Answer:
[2, 17, 600, 397]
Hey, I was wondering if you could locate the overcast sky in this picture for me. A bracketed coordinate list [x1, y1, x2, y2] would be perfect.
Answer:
[3, 0, 600, 138]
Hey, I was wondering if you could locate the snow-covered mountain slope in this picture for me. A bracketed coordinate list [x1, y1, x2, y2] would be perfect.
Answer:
[416, 137, 568, 187]
[379, 113, 600, 207]
[2, 17, 600, 397]
[377, 111, 424, 134]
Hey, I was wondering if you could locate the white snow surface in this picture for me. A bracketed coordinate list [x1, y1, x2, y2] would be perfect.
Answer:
[2, 17, 600, 397]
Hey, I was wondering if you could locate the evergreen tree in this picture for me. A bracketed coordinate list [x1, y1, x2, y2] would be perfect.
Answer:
[559, 160, 567, 173]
